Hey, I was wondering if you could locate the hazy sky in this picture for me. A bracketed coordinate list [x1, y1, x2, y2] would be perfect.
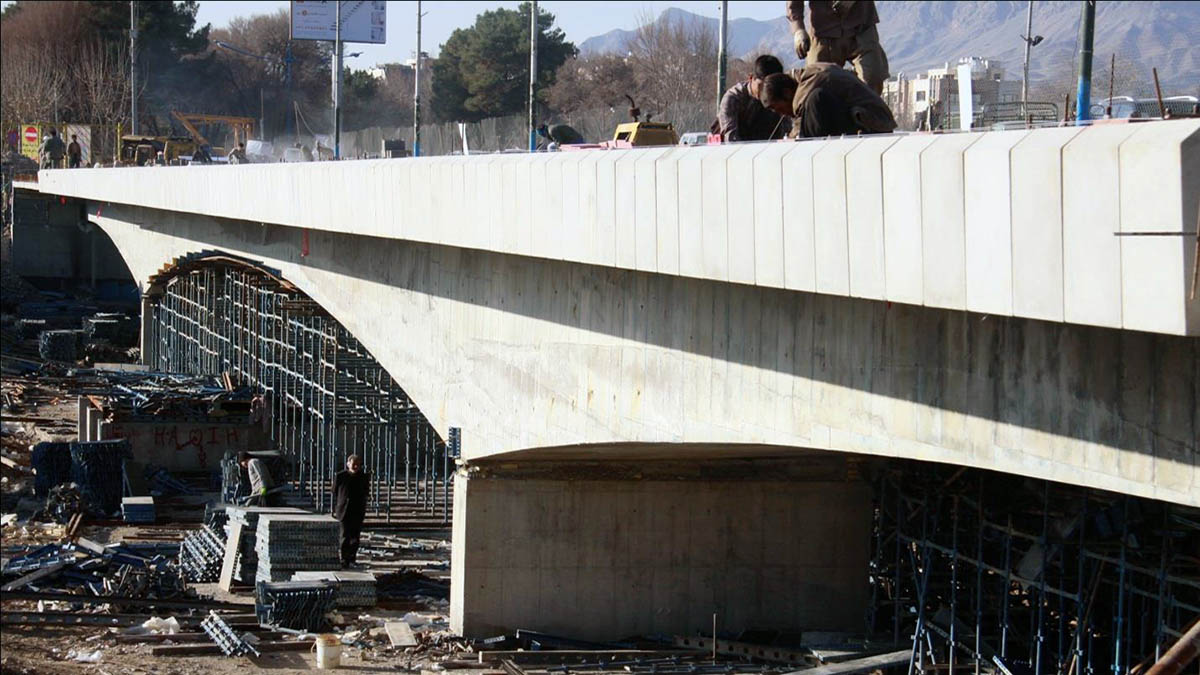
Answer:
[194, 1, 784, 67]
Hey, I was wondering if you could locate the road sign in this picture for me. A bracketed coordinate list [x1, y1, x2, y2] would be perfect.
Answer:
[20, 124, 39, 159]
[291, 1, 386, 44]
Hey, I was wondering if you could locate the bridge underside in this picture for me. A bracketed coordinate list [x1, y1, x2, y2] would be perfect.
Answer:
[87, 202, 1197, 508]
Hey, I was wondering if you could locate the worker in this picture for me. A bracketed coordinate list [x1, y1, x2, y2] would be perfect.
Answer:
[67, 134, 82, 168]
[717, 54, 793, 142]
[333, 454, 370, 568]
[227, 142, 248, 164]
[537, 123, 585, 147]
[787, 0, 889, 95]
[758, 65, 897, 138]
[238, 451, 276, 506]
[39, 128, 66, 169]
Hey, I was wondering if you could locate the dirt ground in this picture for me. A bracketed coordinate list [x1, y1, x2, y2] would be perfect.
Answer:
[0, 623, 433, 673]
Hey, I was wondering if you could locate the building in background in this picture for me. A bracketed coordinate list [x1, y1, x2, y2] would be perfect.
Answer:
[884, 57, 1022, 130]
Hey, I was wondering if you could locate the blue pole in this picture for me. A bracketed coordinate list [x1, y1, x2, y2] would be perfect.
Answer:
[1074, 0, 1096, 124]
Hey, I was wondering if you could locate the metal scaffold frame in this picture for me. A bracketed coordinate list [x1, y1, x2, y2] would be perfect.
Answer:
[868, 464, 1200, 675]
[145, 257, 452, 521]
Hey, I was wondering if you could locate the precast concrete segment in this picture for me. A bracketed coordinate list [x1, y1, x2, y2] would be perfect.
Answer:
[73, 204, 1198, 507]
[30, 119, 1200, 336]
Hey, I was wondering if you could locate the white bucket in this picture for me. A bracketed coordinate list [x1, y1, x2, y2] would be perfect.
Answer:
[315, 633, 342, 669]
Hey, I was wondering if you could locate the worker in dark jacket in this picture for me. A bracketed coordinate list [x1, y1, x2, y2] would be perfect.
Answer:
[717, 55, 793, 142]
[787, 0, 889, 94]
[537, 123, 585, 146]
[333, 454, 370, 568]
[759, 64, 896, 138]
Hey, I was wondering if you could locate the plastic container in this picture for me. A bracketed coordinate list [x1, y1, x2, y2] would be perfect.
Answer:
[315, 633, 341, 669]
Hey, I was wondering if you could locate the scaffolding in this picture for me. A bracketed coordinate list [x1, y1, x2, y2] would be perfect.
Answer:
[144, 255, 452, 521]
[870, 463, 1200, 675]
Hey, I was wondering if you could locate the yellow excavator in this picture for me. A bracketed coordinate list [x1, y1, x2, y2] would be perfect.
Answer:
[170, 111, 255, 156]
[116, 113, 255, 166]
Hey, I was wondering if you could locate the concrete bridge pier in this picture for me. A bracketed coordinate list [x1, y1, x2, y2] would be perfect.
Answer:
[450, 450, 873, 640]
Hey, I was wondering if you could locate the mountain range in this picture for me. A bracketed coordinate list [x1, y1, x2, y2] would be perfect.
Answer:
[579, 1, 1200, 90]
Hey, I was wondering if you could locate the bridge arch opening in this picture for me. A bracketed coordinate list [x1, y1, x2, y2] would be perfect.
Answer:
[141, 251, 451, 519]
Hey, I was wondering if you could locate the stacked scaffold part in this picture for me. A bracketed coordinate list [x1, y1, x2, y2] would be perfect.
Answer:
[292, 570, 377, 608]
[38, 329, 83, 361]
[254, 514, 340, 583]
[200, 611, 260, 657]
[225, 506, 306, 583]
[179, 525, 226, 582]
[121, 496, 156, 523]
[255, 580, 337, 631]
[69, 439, 131, 516]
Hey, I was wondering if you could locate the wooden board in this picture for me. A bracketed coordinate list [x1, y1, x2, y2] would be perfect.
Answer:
[386, 620, 417, 648]
[218, 519, 243, 592]
[151, 639, 314, 656]
[784, 649, 912, 675]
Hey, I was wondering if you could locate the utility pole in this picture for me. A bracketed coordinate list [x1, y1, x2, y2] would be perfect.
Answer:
[414, 0, 422, 157]
[717, 1, 728, 105]
[333, 0, 343, 159]
[130, 0, 137, 135]
[286, 42, 294, 138]
[1021, 0, 1034, 122]
[528, 0, 538, 152]
[1074, 0, 1096, 124]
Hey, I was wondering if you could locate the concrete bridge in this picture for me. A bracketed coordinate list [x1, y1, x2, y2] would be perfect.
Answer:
[16, 119, 1199, 640]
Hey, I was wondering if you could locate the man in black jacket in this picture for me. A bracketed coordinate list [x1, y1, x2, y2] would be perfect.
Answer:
[333, 454, 370, 568]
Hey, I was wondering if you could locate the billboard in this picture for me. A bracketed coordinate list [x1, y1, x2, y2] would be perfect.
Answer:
[291, 1, 386, 44]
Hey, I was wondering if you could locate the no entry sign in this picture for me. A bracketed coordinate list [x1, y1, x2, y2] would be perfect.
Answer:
[20, 124, 39, 159]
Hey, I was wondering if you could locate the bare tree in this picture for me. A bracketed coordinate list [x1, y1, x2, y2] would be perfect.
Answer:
[624, 11, 718, 115]
[546, 53, 638, 115]
[75, 40, 133, 129]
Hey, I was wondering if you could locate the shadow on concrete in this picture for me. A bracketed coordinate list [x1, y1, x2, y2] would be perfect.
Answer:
[100, 209, 1197, 468]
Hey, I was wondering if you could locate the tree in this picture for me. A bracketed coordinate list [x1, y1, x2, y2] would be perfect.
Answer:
[624, 11, 718, 114]
[209, 9, 332, 139]
[546, 54, 637, 115]
[431, 2, 575, 122]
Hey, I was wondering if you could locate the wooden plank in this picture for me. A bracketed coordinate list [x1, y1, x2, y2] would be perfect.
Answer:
[151, 639, 315, 656]
[480, 650, 700, 665]
[783, 649, 912, 675]
[385, 620, 417, 648]
[218, 519, 244, 592]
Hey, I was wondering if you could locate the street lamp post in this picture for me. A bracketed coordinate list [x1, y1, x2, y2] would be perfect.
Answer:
[528, 0, 538, 152]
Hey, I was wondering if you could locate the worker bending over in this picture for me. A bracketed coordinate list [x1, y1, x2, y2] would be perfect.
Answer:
[758, 64, 896, 138]
[788, 0, 889, 94]
[239, 452, 277, 506]
[717, 55, 793, 142]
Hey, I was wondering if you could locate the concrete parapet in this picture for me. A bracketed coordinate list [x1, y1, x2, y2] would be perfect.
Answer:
[31, 120, 1200, 336]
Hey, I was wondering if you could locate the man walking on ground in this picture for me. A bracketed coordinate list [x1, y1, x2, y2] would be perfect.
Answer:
[787, 1, 889, 95]
[717, 54, 793, 142]
[239, 451, 277, 506]
[333, 454, 369, 569]
[758, 64, 896, 138]
[67, 134, 83, 168]
[39, 129, 66, 169]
